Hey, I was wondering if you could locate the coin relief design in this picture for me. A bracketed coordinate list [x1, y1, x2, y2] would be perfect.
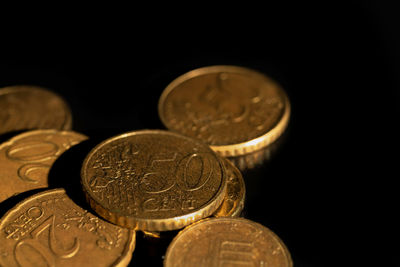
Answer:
[0, 130, 87, 203]
[0, 86, 73, 135]
[158, 65, 290, 156]
[213, 158, 245, 218]
[164, 218, 293, 267]
[81, 130, 227, 231]
[0, 189, 135, 267]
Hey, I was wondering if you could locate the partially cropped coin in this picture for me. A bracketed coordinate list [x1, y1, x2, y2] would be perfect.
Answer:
[0, 129, 87, 203]
[213, 157, 245, 218]
[164, 218, 292, 267]
[0, 189, 136, 267]
[81, 130, 227, 232]
[0, 85, 72, 135]
[158, 65, 290, 157]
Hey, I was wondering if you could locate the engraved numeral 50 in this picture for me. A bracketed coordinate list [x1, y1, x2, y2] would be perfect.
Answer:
[139, 152, 215, 194]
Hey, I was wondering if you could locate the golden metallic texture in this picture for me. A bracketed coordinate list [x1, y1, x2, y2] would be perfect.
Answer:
[0, 85, 73, 135]
[81, 130, 227, 232]
[0, 189, 136, 267]
[158, 65, 290, 157]
[164, 217, 293, 267]
[213, 157, 245, 218]
[0, 129, 87, 203]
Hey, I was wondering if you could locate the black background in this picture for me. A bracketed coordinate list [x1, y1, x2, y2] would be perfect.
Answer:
[0, 2, 399, 266]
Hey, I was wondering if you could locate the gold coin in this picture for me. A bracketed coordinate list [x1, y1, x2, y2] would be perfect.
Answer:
[0, 85, 72, 135]
[164, 218, 292, 267]
[81, 130, 227, 231]
[0, 188, 135, 267]
[142, 157, 244, 239]
[0, 129, 87, 203]
[158, 65, 290, 157]
[213, 158, 245, 218]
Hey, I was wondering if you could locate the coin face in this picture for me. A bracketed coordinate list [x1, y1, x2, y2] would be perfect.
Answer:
[0, 189, 135, 267]
[158, 65, 290, 156]
[213, 158, 245, 218]
[164, 218, 293, 267]
[0, 130, 87, 203]
[0, 85, 72, 135]
[81, 130, 227, 231]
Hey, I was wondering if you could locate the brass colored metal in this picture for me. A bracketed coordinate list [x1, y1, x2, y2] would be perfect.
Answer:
[213, 157, 245, 218]
[0, 189, 135, 267]
[81, 130, 227, 232]
[0, 85, 73, 135]
[158, 65, 290, 157]
[0, 130, 87, 203]
[164, 218, 293, 267]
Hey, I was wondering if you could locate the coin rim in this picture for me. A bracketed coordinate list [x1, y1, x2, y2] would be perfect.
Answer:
[164, 217, 293, 267]
[0, 85, 73, 131]
[81, 129, 228, 231]
[213, 157, 246, 218]
[0, 188, 136, 267]
[158, 65, 291, 156]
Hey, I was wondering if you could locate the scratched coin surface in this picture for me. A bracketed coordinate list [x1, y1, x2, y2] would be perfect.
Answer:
[164, 218, 292, 267]
[213, 158, 245, 218]
[0, 129, 87, 203]
[158, 65, 290, 156]
[0, 85, 73, 135]
[0, 189, 136, 267]
[81, 130, 227, 231]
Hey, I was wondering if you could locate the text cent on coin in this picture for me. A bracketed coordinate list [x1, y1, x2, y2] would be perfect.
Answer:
[0, 130, 87, 203]
[164, 218, 293, 267]
[0, 85, 73, 135]
[158, 65, 290, 156]
[0, 189, 136, 267]
[81, 130, 227, 231]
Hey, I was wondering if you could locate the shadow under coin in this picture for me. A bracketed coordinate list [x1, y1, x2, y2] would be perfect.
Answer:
[48, 127, 138, 213]
[0, 129, 29, 144]
[0, 188, 48, 219]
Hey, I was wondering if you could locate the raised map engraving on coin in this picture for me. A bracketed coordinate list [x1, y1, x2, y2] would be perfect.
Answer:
[81, 130, 227, 231]
[0, 189, 135, 267]
[158, 65, 290, 156]
[213, 158, 245, 218]
[0, 130, 87, 203]
[164, 218, 292, 267]
[0, 85, 73, 135]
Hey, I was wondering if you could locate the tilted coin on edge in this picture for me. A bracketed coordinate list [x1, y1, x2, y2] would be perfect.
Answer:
[81, 130, 228, 232]
[213, 157, 245, 218]
[164, 217, 293, 267]
[0, 189, 136, 267]
[158, 65, 290, 158]
[0, 129, 87, 203]
[0, 85, 73, 135]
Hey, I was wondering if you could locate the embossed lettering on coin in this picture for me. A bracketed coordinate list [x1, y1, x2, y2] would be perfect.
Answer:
[158, 65, 290, 156]
[164, 218, 293, 267]
[81, 130, 227, 231]
[0, 189, 135, 267]
[0, 85, 73, 135]
[0, 130, 87, 202]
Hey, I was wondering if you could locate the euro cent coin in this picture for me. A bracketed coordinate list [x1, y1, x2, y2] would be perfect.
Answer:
[158, 65, 290, 157]
[0, 129, 87, 203]
[0, 85, 73, 135]
[81, 130, 227, 232]
[0, 189, 136, 267]
[164, 217, 292, 267]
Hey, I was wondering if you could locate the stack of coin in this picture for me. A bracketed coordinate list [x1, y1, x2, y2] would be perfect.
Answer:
[0, 65, 293, 266]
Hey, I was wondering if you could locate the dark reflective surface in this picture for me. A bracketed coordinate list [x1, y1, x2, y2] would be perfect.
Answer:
[1, 3, 399, 266]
